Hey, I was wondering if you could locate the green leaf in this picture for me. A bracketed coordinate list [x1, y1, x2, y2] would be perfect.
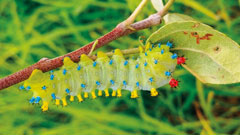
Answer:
[163, 13, 196, 24]
[150, 0, 164, 12]
[147, 21, 240, 84]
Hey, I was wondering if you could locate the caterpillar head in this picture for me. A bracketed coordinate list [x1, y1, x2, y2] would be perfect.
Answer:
[24, 69, 53, 104]
[24, 69, 46, 90]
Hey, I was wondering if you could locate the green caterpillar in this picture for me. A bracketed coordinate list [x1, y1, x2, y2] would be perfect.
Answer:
[20, 42, 181, 112]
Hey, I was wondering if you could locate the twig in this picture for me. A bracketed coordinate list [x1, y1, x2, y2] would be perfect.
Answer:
[158, 0, 175, 16]
[124, 0, 149, 26]
[0, 0, 175, 90]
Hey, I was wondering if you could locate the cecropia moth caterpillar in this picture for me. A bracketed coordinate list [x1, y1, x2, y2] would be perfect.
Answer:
[20, 42, 185, 111]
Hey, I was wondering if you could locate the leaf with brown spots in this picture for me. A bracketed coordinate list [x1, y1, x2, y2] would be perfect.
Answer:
[147, 20, 240, 84]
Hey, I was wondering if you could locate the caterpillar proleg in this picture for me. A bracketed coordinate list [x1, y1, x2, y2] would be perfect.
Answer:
[21, 42, 182, 111]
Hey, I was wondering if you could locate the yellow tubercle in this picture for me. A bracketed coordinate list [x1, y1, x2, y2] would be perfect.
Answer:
[62, 98, 67, 107]
[114, 49, 123, 56]
[131, 90, 138, 98]
[70, 95, 74, 102]
[98, 90, 103, 96]
[104, 89, 109, 97]
[91, 91, 97, 99]
[55, 99, 60, 106]
[63, 57, 75, 66]
[84, 92, 89, 98]
[97, 51, 107, 58]
[41, 101, 49, 112]
[150, 88, 158, 96]
[77, 94, 83, 102]
[24, 69, 46, 87]
[117, 89, 122, 97]
[112, 90, 116, 97]
[80, 54, 92, 62]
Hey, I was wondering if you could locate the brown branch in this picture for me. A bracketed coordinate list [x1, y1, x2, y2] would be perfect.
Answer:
[0, 13, 162, 90]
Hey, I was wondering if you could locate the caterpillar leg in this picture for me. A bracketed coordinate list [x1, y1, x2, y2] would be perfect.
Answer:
[56, 99, 60, 106]
[112, 90, 116, 97]
[131, 90, 138, 98]
[77, 94, 83, 102]
[70, 95, 74, 102]
[41, 101, 49, 112]
[104, 89, 109, 97]
[62, 98, 68, 107]
[117, 89, 122, 97]
[150, 88, 158, 96]
[98, 90, 103, 96]
[84, 92, 89, 98]
[91, 91, 97, 99]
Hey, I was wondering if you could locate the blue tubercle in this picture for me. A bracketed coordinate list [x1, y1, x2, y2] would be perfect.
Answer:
[123, 80, 127, 86]
[165, 71, 171, 76]
[145, 52, 148, 56]
[154, 59, 158, 64]
[50, 70, 54, 74]
[65, 88, 70, 94]
[19, 85, 25, 90]
[51, 93, 56, 100]
[171, 53, 178, 59]
[135, 64, 139, 68]
[77, 65, 81, 71]
[26, 86, 31, 91]
[34, 96, 41, 104]
[109, 60, 113, 65]
[152, 44, 154, 48]
[166, 41, 173, 48]
[93, 62, 97, 67]
[81, 84, 86, 88]
[63, 69, 67, 75]
[149, 48, 152, 51]
[158, 43, 161, 48]
[42, 85, 47, 90]
[29, 97, 35, 104]
[161, 49, 164, 54]
[136, 82, 140, 87]
[50, 74, 54, 80]
[124, 60, 128, 66]
[110, 80, 114, 85]
[96, 81, 100, 86]
[144, 62, 147, 66]
[149, 77, 153, 83]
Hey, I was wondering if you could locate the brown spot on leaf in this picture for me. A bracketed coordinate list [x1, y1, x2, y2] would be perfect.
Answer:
[213, 46, 221, 53]
[200, 33, 213, 40]
[183, 31, 188, 34]
[192, 23, 200, 28]
[191, 32, 213, 44]
[222, 75, 224, 79]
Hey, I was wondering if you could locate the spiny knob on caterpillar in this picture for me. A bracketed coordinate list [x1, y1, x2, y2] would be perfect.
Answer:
[19, 41, 184, 112]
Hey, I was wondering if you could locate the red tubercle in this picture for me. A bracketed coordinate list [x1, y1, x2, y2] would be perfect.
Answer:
[169, 78, 179, 88]
[177, 56, 186, 65]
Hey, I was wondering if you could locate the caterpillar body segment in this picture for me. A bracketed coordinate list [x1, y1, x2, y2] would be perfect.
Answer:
[22, 43, 179, 112]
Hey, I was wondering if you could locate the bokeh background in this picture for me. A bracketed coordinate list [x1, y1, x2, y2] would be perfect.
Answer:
[0, 0, 240, 134]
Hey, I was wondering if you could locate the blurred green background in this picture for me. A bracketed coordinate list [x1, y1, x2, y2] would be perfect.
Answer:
[0, 0, 240, 134]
